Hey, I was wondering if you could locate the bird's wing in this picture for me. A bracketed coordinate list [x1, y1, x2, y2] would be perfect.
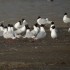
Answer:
[36, 31, 46, 39]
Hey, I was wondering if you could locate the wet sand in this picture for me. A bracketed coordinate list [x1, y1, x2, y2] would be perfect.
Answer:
[0, 27, 70, 70]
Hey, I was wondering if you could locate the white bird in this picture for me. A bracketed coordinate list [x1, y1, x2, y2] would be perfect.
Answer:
[50, 26, 57, 39]
[10, 24, 14, 32]
[50, 22, 58, 33]
[0, 23, 4, 36]
[68, 28, 70, 32]
[7, 24, 11, 32]
[31, 23, 40, 36]
[3, 26, 16, 39]
[0, 23, 4, 31]
[14, 24, 28, 34]
[50, 22, 55, 31]
[46, 18, 52, 24]
[14, 21, 22, 29]
[21, 19, 28, 27]
[34, 24, 46, 40]
[3, 26, 9, 39]
[37, 16, 46, 25]
[63, 13, 70, 23]
[63, 13, 70, 31]
[23, 26, 35, 38]
[37, 16, 52, 25]
[10, 24, 22, 38]
[3, 25, 16, 39]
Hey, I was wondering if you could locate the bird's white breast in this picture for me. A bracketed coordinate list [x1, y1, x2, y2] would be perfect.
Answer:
[51, 29, 57, 39]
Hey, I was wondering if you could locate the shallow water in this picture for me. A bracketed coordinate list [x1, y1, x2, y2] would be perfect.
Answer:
[0, 0, 70, 26]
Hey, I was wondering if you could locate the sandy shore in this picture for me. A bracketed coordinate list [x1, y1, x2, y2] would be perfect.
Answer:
[0, 27, 70, 70]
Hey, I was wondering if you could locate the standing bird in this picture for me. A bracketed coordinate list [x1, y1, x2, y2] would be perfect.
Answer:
[63, 13, 70, 24]
[7, 24, 11, 32]
[3, 26, 16, 39]
[3, 26, 8, 39]
[34, 24, 46, 40]
[14, 21, 22, 29]
[50, 22, 55, 31]
[0, 23, 4, 36]
[10, 24, 14, 32]
[31, 23, 40, 36]
[50, 26, 57, 39]
[0, 23, 4, 31]
[23, 25, 35, 38]
[63, 13, 70, 31]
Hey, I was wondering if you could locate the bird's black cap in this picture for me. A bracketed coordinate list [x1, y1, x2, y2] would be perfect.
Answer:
[22, 19, 25, 21]
[8, 24, 11, 26]
[52, 26, 55, 29]
[25, 24, 30, 29]
[37, 16, 41, 19]
[51, 22, 54, 24]
[10, 24, 13, 27]
[40, 24, 45, 27]
[34, 23, 39, 27]
[64, 13, 67, 15]
[19, 21, 21, 25]
[4, 26, 7, 28]
[0, 23, 4, 27]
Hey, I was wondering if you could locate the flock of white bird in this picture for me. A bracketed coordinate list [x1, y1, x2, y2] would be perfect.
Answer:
[0, 13, 70, 40]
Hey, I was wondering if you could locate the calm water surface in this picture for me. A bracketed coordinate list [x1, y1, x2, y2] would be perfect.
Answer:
[0, 0, 70, 26]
